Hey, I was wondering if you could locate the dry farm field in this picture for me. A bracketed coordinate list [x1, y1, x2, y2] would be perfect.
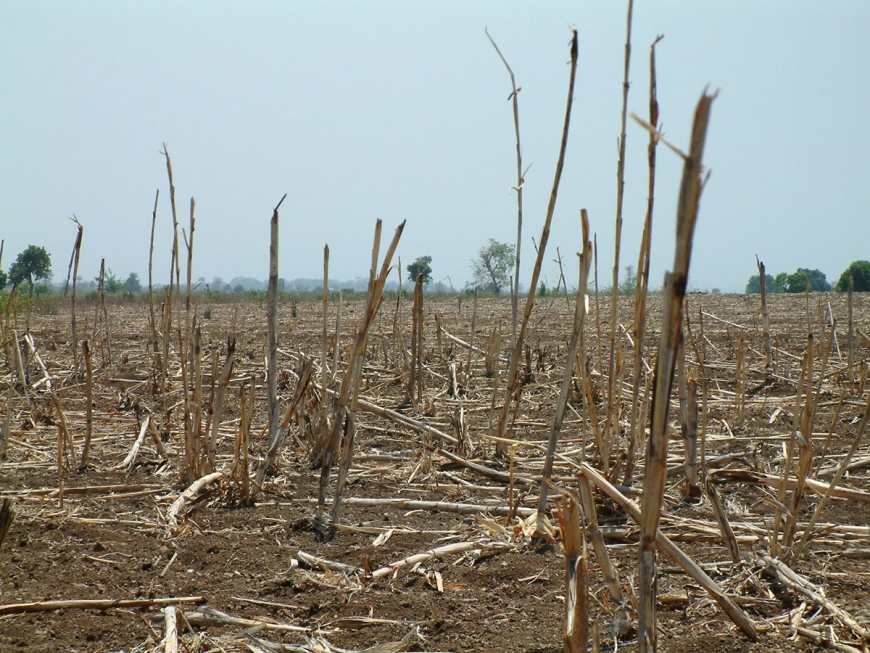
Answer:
[1, 291, 869, 653]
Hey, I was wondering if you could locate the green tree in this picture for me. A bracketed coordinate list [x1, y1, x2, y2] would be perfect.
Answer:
[834, 260, 870, 292]
[0, 268, 6, 290]
[97, 269, 123, 294]
[745, 273, 777, 294]
[123, 272, 142, 293]
[406, 256, 433, 285]
[774, 272, 788, 293]
[470, 239, 515, 294]
[8, 245, 52, 296]
[783, 268, 830, 293]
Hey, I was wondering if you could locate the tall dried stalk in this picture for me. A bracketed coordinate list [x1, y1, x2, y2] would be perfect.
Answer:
[266, 195, 287, 448]
[235, 379, 254, 501]
[148, 190, 160, 356]
[410, 273, 424, 407]
[206, 336, 235, 472]
[793, 388, 870, 558]
[681, 370, 700, 499]
[558, 491, 588, 653]
[497, 28, 578, 451]
[772, 350, 807, 557]
[321, 246, 330, 417]
[250, 360, 314, 502]
[637, 90, 716, 652]
[65, 219, 84, 369]
[577, 474, 628, 631]
[757, 256, 773, 373]
[316, 220, 405, 528]
[624, 35, 661, 486]
[161, 145, 180, 300]
[466, 288, 478, 376]
[183, 198, 196, 373]
[847, 276, 854, 386]
[735, 331, 746, 423]
[538, 210, 591, 515]
[605, 0, 635, 470]
[784, 335, 814, 554]
[485, 28, 525, 352]
[79, 340, 94, 470]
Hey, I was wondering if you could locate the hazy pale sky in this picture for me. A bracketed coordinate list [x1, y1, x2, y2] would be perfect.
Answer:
[2, 1, 868, 292]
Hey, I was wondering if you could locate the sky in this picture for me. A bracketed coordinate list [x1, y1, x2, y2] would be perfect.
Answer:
[2, 1, 868, 293]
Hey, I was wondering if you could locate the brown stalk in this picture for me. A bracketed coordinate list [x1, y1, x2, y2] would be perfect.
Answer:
[537, 210, 591, 514]
[623, 37, 661, 486]
[577, 474, 628, 629]
[582, 463, 758, 641]
[182, 197, 196, 383]
[558, 491, 589, 653]
[147, 189, 160, 357]
[316, 221, 405, 527]
[793, 387, 870, 558]
[466, 287, 478, 376]
[66, 219, 84, 370]
[847, 276, 854, 385]
[321, 245, 330, 418]
[735, 331, 746, 423]
[485, 28, 525, 353]
[681, 369, 701, 500]
[409, 272, 424, 407]
[56, 423, 64, 509]
[177, 327, 193, 483]
[772, 347, 806, 556]
[266, 194, 287, 449]
[637, 89, 717, 652]
[756, 256, 773, 373]
[593, 235, 602, 366]
[606, 0, 635, 473]
[706, 476, 741, 563]
[161, 145, 180, 301]
[78, 340, 94, 470]
[250, 360, 314, 502]
[497, 28, 578, 450]
[206, 336, 235, 472]
[784, 335, 815, 553]
[191, 326, 203, 478]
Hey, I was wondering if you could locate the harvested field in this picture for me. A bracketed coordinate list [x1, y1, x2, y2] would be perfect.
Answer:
[1, 291, 869, 653]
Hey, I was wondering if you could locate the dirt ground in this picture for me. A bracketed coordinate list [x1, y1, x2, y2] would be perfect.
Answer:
[1, 292, 868, 652]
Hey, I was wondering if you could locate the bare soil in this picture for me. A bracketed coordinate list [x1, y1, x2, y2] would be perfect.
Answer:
[1, 292, 868, 652]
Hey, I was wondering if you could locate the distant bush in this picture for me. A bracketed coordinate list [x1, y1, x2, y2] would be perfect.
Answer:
[834, 260, 870, 292]
[747, 268, 830, 294]
[782, 268, 831, 293]
[745, 274, 778, 294]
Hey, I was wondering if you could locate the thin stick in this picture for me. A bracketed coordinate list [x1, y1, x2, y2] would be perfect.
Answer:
[66, 218, 83, 369]
[537, 210, 591, 514]
[559, 491, 589, 653]
[206, 337, 235, 471]
[793, 389, 870, 557]
[79, 340, 94, 469]
[148, 189, 160, 356]
[497, 28, 578, 450]
[582, 464, 758, 641]
[624, 36, 661, 486]
[485, 28, 525, 358]
[0, 596, 205, 615]
[606, 0, 635, 474]
[757, 256, 773, 374]
[266, 194, 287, 449]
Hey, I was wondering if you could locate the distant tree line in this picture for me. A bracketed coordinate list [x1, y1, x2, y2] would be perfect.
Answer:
[746, 261, 870, 294]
